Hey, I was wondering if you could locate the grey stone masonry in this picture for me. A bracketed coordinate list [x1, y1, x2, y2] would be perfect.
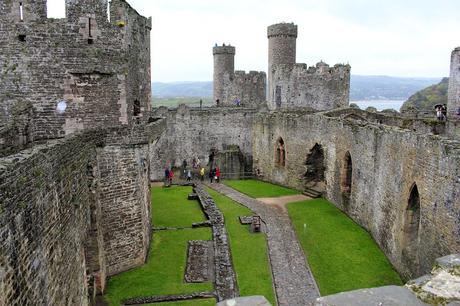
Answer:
[207, 183, 320, 306]
[448, 47, 460, 116]
[194, 184, 238, 301]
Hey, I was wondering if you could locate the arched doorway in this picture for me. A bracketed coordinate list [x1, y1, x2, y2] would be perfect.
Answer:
[275, 138, 286, 167]
[401, 183, 421, 275]
[304, 143, 325, 190]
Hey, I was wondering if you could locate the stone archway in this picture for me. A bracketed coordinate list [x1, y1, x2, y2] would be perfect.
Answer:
[303, 143, 325, 190]
[401, 183, 421, 275]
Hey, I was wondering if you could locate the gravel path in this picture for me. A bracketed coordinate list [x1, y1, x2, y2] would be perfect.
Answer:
[207, 183, 320, 306]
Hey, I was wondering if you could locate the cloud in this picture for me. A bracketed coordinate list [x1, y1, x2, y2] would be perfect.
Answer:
[46, 0, 460, 81]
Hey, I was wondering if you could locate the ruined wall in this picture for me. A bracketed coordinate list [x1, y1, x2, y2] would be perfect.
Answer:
[220, 71, 266, 107]
[0, 0, 151, 149]
[270, 62, 350, 111]
[253, 111, 460, 279]
[150, 105, 255, 181]
[0, 131, 104, 306]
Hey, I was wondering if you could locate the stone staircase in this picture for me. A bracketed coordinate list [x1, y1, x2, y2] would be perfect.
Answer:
[302, 187, 322, 198]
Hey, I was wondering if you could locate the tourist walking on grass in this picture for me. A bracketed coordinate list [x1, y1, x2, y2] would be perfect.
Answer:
[216, 167, 221, 183]
[187, 169, 192, 182]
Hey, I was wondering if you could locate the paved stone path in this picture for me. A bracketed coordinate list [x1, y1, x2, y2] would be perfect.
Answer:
[256, 194, 310, 213]
[207, 183, 320, 306]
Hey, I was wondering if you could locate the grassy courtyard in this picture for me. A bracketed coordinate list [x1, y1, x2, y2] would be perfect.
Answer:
[224, 179, 299, 198]
[287, 198, 403, 295]
[206, 188, 276, 305]
[104, 186, 213, 305]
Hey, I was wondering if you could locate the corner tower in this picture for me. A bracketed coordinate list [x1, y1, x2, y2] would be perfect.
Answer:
[267, 23, 298, 103]
[213, 44, 235, 104]
[448, 47, 460, 116]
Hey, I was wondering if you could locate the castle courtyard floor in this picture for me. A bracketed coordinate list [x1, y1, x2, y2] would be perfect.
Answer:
[206, 182, 320, 306]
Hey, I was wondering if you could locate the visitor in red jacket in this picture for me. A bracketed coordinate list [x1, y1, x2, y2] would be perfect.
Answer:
[216, 167, 221, 183]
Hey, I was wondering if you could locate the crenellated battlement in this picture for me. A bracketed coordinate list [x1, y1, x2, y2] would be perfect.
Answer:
[0, 0, 152, 147]
[289, 62, 351, 77]
[213, 44, 236, 55]
[267, 22, 298, 38]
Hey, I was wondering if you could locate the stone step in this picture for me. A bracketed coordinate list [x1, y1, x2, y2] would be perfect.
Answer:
[302, 188, 322, 198]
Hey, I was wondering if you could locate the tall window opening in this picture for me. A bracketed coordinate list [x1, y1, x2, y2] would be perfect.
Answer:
[275, 137, 285, 167]
[341, 151, 352, 195]
[133, 100, 141, 117]
[403, 184, 421, 247]
[19, 2, 24, 21]
[275, 86, 282, 108]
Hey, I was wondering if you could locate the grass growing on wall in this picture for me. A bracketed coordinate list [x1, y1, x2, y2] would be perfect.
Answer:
[223, 179, 299, 198]
[206, 188, 276, 305]
[287, 198, 403, 295]
[151, 186, 207, 227]
[104, 186, 212, 306]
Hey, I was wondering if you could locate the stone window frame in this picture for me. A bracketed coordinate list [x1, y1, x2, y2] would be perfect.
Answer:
[340, 151, 353, 196]
[402, 182, 421, 250]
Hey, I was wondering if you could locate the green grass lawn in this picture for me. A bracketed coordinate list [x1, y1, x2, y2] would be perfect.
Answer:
[104, 186, 213, 305]
[207, 188, 276, 305]
[144, 298, 216, 306]
[223, 179, 299, 198]
[287, 198, 403, 295]
[105, 228, 213, 306]
[151, 186, 207, 227]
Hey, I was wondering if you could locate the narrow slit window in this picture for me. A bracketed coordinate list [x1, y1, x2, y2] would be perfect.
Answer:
[88, 17, 92, 38]
[19, 2, 24, 21]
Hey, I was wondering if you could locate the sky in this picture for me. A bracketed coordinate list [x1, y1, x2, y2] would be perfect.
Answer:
[47, 0, 460, 82]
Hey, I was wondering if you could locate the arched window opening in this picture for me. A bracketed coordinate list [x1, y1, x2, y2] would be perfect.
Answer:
[341, 151, 353, 195]
[275, 138, 286, 167]
[404, 184, 421, 245]
[401, 183, 421, 275]
[303, 143, 325, 191]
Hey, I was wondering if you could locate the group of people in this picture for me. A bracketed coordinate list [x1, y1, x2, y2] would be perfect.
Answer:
[435, 104, 448, 121]
[164, 159, 222, 186]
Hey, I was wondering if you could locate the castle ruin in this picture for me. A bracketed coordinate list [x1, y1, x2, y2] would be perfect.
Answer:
[0, 1, 460, 305]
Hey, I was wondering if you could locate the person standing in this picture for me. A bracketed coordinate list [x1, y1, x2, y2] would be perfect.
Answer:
[164, 167, 170, 187]
[200, 167, 205, 182]
[169, 169, 174, 185]
[187, 169, 192, 182]
[216, 166, 221, 183]
[209, 168, 215, 183]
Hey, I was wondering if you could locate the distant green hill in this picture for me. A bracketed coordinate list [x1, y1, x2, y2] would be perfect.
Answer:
[401, 78, 448, 111]
[152, 76, 442, 102]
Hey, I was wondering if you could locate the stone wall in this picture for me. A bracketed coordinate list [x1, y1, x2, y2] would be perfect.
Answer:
[149, 105, 255, 181]
[213, 45, 266, 107]
[0, 0, 151, 148]
[220, 71, 266, 108]
[269, 62, 350, 111]
[0, 131, 103, 306]
[252, 111, 460, 279]
[0, 118, 165, 304]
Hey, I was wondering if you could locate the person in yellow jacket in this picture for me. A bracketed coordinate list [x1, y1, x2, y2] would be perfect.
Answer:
[200, 167, 205, 182]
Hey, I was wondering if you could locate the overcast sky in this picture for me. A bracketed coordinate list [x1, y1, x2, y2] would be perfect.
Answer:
[47, 0, 460, 82]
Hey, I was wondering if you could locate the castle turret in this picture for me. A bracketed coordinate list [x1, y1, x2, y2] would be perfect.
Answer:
[448, 47, 460, 116]
[0, 0, 47, 22]
[213, 44, 235, 105]
[267, 23, 298, 104]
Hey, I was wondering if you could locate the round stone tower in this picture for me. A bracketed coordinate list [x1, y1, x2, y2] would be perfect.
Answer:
[213, 44, 235, 105]
[267, 23, 298, 103]
[448, 47, 460, 116]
